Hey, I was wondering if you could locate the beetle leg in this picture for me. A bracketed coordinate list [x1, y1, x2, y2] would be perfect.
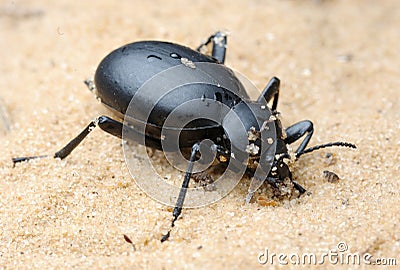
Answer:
[211, 32, 227, 64]
[197, 32, 227, 64]
[161, 142, 201, 242]
[52, 117, 108, 159]
[53, 115, 144, 159]
[12, 115, 162, 164]
[284, 120, 314, 155]
[54, 115, 167, 158]
[265, 176, 280, 188]
[292, 181, 307, 195]
[265, 176, 306, 197]
[196, 34, 214, 52]
[12, 117, 105, 163]
[257, 77, 280, 111]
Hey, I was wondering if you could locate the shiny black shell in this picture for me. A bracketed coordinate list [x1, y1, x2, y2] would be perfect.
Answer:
[94, 41, 252, 147]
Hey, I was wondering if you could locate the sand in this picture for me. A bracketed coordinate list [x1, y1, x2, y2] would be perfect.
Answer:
[1, 0, 399, 268]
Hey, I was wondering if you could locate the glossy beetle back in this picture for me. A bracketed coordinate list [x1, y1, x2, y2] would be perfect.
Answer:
[95, 41, 216, 117]
[94, 41, 250, 133]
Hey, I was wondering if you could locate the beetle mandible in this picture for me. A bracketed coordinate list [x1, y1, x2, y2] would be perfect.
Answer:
[13, 32, 356, 242]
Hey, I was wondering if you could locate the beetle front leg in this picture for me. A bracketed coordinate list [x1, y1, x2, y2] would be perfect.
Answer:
[265, 176, 306, 196]
[292, 181, 307, 194]
[257, 77, 280, 111]
[197, 31, 227, 64]
[284, 120, 314, 155]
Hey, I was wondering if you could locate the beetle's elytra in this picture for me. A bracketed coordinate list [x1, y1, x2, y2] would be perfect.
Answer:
[13, 32, 356, 242]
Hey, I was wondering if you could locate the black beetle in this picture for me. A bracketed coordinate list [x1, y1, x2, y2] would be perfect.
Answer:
[13, 32, 356, 242]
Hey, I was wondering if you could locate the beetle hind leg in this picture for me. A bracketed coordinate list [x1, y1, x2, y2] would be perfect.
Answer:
[13, 116, 124, 164]
[12, 115, 167, 165]
[12, 118, 104, 164]
[53, 116, 124, 159]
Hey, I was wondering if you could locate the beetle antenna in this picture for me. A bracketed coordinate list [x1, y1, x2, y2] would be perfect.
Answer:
[296, 142, 356, 158]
